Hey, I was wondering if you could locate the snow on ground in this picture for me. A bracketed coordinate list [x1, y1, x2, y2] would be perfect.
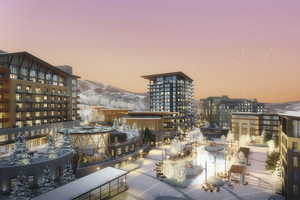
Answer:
[113, 145, 279, 200]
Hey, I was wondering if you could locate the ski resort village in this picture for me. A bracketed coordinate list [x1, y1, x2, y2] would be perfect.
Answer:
[1, 1, 300, 200]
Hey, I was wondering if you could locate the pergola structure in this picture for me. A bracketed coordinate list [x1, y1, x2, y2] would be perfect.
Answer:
[59, 126, 114, 165]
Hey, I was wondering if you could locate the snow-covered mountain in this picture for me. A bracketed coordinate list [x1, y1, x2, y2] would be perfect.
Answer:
[265, 101, 300, 113]
[78, 80, 149, 111]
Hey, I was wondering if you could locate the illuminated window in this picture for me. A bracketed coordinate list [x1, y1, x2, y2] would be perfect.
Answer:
[0, 135, 8, 142]
[293, 157, 299, 167]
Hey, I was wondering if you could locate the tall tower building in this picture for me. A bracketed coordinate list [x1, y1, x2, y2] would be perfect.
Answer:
[142, 72, 193, 129]
[0, 51, 80, 154]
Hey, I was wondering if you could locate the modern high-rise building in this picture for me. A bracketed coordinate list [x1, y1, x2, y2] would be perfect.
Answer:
[142, 72, 193, 129]
[0, 51, 80, 154]
[279, 112, 300, 200]
[200, 96, 265, 128]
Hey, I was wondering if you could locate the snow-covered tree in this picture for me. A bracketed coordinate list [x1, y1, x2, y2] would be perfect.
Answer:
[60, 129, 73, 153]
[47, 134, 57, 159]
[10, 133, 30, 165]
[10, 174, 31, 200]
[62, 162, 75, 184]
[112, 118, 119, 129]
[39, 167, 55, 194]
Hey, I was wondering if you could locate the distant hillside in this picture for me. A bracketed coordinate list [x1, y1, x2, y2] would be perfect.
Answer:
[78, 80, 149, 111]
[265, 101, 300, 113]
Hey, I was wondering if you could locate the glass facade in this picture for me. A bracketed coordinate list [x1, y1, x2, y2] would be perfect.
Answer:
[73, 175, 127, 200]
[0, 52, 80, 154]
[146, 73, 193, 128]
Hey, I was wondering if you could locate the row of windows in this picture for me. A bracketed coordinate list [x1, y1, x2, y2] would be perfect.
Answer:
[16, 93, 67, 101]
[16, 111, 67, 118]
[16, 85, 67, 95]
[293, 120, 300, 138]
[16, 118, 67, 127]
[17, 103, 68, 109]
[9, 65, 66, 86]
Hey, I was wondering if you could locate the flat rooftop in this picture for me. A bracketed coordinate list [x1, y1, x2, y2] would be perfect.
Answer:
[142, 71, 193, 81]
[32, 167, 128, 200]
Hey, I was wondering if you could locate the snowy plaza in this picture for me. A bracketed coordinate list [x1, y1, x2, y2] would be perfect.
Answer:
[112, 130, 281, 200]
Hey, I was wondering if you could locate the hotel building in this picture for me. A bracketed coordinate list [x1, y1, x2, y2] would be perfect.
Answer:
[142, 72, 194, 129]
[0, 51, 80, 154]
[279, 112, 300, 200]
[201, 96, 265, 128]
[231, 112, 279, 144]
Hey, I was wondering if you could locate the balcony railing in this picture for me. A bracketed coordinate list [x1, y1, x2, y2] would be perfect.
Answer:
[0, 98, 9, 103]
[0, 117, 9, 122]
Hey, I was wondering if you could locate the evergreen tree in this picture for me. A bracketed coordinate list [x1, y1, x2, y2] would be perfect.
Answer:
[60, 129, 73, 153]
[47, 134, 57, 159]
[39, 167, 55, 194]
[10, 134, 30, 165]
[62, 162, 75, 184]
[265, 151, 280, 171]
[10, 174, 31, 200]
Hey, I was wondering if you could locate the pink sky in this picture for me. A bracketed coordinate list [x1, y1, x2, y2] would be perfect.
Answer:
[1, 0, 300, 102]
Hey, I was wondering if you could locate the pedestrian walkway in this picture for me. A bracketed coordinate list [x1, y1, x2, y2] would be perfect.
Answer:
[113, 144, 279, 200]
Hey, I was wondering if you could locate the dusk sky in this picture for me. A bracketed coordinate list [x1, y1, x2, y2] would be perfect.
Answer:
[1, 0, 300, 102]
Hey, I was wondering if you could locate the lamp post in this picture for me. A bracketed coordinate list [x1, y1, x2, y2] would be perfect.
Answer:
[205, 160, 208, 183]
[214, 153, 217, 177]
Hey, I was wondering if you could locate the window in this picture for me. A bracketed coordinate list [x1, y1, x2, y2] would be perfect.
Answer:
[16, 121, 22, 128]
[25, 86, 31, 92]
[20, 67, 27, 75]
[16, 94, 21, 101]
[293, 120, 300, 138]
[29, 68, 37, 82]
[16, 84, 22, 91]
[38, 71, 44, 79]
[0, 135, 8, 142]
[35, 87, 41, 94]
[46, 72, 51, 80]
[9, 65, 17, 74]
[293, 156, 298, 167]
[292, 142, 298, 152]
[293, 185, 299, 196]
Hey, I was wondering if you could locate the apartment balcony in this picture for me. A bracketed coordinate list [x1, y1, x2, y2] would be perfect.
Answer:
[0, 88, 9, 94]
[0, 117, 9, 122]
[15, 89, 25, 94]
[0, 98, 9, 103]
[0, 106, 9, 112]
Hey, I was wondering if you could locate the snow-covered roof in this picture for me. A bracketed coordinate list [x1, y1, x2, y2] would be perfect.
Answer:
[279, 111, 300, 118]
[123, 116, 162, 119]
[32, 167, 128, 200]
[59, 126, 114, 134]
